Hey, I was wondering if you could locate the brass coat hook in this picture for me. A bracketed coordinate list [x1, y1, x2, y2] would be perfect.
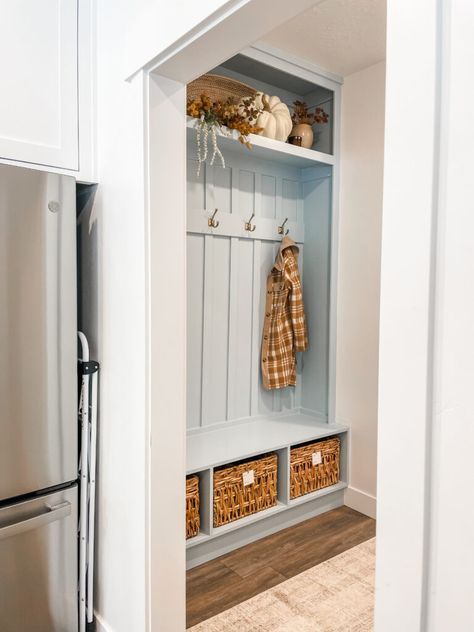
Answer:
[278, 218, 289, 235]
[208, 208, 220, 228]
[245, 212, 256, 232]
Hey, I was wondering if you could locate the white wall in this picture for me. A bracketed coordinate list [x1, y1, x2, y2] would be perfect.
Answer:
[375, 1, 441, 628]
[425, 2, 474, 629]
[93, 2, 147, 631]
[126, 0, 234, 76]
[336, 60, 385, 519]
[125, 0, 321, 79]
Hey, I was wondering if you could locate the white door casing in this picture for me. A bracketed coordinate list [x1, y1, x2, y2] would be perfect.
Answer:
[142, 0, 474, 630]
[145, 3, 330, 630]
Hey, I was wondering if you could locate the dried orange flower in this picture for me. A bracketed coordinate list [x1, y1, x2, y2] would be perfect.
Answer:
[187, 93, 262, 146]
[187, 92, 263, 174]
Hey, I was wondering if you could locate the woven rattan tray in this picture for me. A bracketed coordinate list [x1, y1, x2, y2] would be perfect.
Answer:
[187, 73, 257, 105]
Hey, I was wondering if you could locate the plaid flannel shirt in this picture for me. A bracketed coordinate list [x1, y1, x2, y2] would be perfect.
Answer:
[261, 236, 309, 390]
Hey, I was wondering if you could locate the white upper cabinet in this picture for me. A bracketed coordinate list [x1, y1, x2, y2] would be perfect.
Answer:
[0, 0, 79, 170]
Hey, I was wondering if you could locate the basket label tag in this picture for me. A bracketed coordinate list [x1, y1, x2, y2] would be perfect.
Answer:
[312, 451, 322, 466]
[243, 470, 255, 486]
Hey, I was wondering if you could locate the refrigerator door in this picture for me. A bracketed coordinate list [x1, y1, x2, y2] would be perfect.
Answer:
[0, 485, 78, 631]
[0, 165, 77, 501]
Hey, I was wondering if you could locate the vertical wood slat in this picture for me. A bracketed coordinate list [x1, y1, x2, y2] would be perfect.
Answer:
[213, 165, 232, 212]
[282, 178, 299, 222]
[270, 241, 282, 413]
[261, 174, 277, 219]
[200, 235, 214, 426]
[205, 160, 212, 211]
[187, 158, 205, 211]
[201, 235, 231, 425]
[254, 172, 262, 216]
[238, 169, 255, 218]
[230, 166, 238, 215]
[187, 157, 207, 428]
[227, 238, 239, 419]
[250, 174, 262, 416]
[275, 177, 283, 220]
[294, 242, 304, 409]
[258, 241, 277, 415]
[227, 238, 254, 420]
[272, 180, 283, 413]
[186, 234, 205, 428]
[250, 239, 261, 416]
[297, 181, 305, 226]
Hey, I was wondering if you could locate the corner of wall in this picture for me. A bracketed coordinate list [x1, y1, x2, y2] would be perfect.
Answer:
[344, 486, 376, 520]
[336, 58, 385, 518]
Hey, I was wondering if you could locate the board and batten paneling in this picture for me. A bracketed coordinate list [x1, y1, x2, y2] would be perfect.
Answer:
[186, 147, 306, 429]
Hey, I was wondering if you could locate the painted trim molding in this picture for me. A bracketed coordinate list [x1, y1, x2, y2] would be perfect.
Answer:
[344, 486, 376, 520]
[188, 489, 345, 569]
[244, 43, 343, 86]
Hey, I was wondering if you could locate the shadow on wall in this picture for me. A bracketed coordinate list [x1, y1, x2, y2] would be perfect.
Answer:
[76, 181, 100, 616]
[76, 183, 99, 358]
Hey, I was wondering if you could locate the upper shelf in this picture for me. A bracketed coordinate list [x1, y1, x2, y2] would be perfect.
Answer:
[186, 117, 335, 169]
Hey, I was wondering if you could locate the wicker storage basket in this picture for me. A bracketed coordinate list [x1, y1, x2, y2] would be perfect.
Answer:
[186, 474, 200, 539]
[187, 73, 256, 105]
[290, 437, 340, 499]
[213, 454, 277, 527]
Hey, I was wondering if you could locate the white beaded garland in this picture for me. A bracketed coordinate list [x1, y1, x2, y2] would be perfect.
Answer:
[194, 118, 225, 176]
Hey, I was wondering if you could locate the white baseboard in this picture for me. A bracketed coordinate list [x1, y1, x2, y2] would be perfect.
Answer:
[344, 486, 377, 519]
[94, 612, 115, 632]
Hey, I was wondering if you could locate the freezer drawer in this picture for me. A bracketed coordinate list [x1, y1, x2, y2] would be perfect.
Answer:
[0, 485, 78, 632]
[0, 166, 77, 500]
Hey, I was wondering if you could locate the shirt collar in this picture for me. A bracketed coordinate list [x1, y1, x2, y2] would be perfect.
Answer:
[273, 235, 299, 271]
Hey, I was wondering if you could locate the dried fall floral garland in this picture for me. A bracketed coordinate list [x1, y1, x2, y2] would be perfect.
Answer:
[187, 94, 262, 175]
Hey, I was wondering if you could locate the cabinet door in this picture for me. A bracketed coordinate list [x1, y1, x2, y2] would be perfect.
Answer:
[0, 0, 78, 170]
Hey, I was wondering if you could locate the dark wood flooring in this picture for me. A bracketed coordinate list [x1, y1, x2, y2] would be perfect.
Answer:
[186, 506, 376, 628]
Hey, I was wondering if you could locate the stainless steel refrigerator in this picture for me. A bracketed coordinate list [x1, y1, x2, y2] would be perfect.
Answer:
[0, 165, 78, 631]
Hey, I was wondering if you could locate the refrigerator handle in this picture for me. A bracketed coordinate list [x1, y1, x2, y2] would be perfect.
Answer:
[0, 501, 71, 541]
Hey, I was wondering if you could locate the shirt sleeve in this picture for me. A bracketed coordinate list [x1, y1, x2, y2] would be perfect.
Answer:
[285, 250, 309, 352]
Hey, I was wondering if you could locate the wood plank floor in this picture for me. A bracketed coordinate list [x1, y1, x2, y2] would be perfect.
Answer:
[186, 506, 376, 628]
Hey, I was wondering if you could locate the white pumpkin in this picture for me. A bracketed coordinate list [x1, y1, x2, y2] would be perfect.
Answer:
[254, 93, 292, 141]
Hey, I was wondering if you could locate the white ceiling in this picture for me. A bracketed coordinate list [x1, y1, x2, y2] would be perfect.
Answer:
[260, 0, 386, 78]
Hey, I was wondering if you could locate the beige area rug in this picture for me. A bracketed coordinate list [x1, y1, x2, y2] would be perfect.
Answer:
[189, 538, 375, 632]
